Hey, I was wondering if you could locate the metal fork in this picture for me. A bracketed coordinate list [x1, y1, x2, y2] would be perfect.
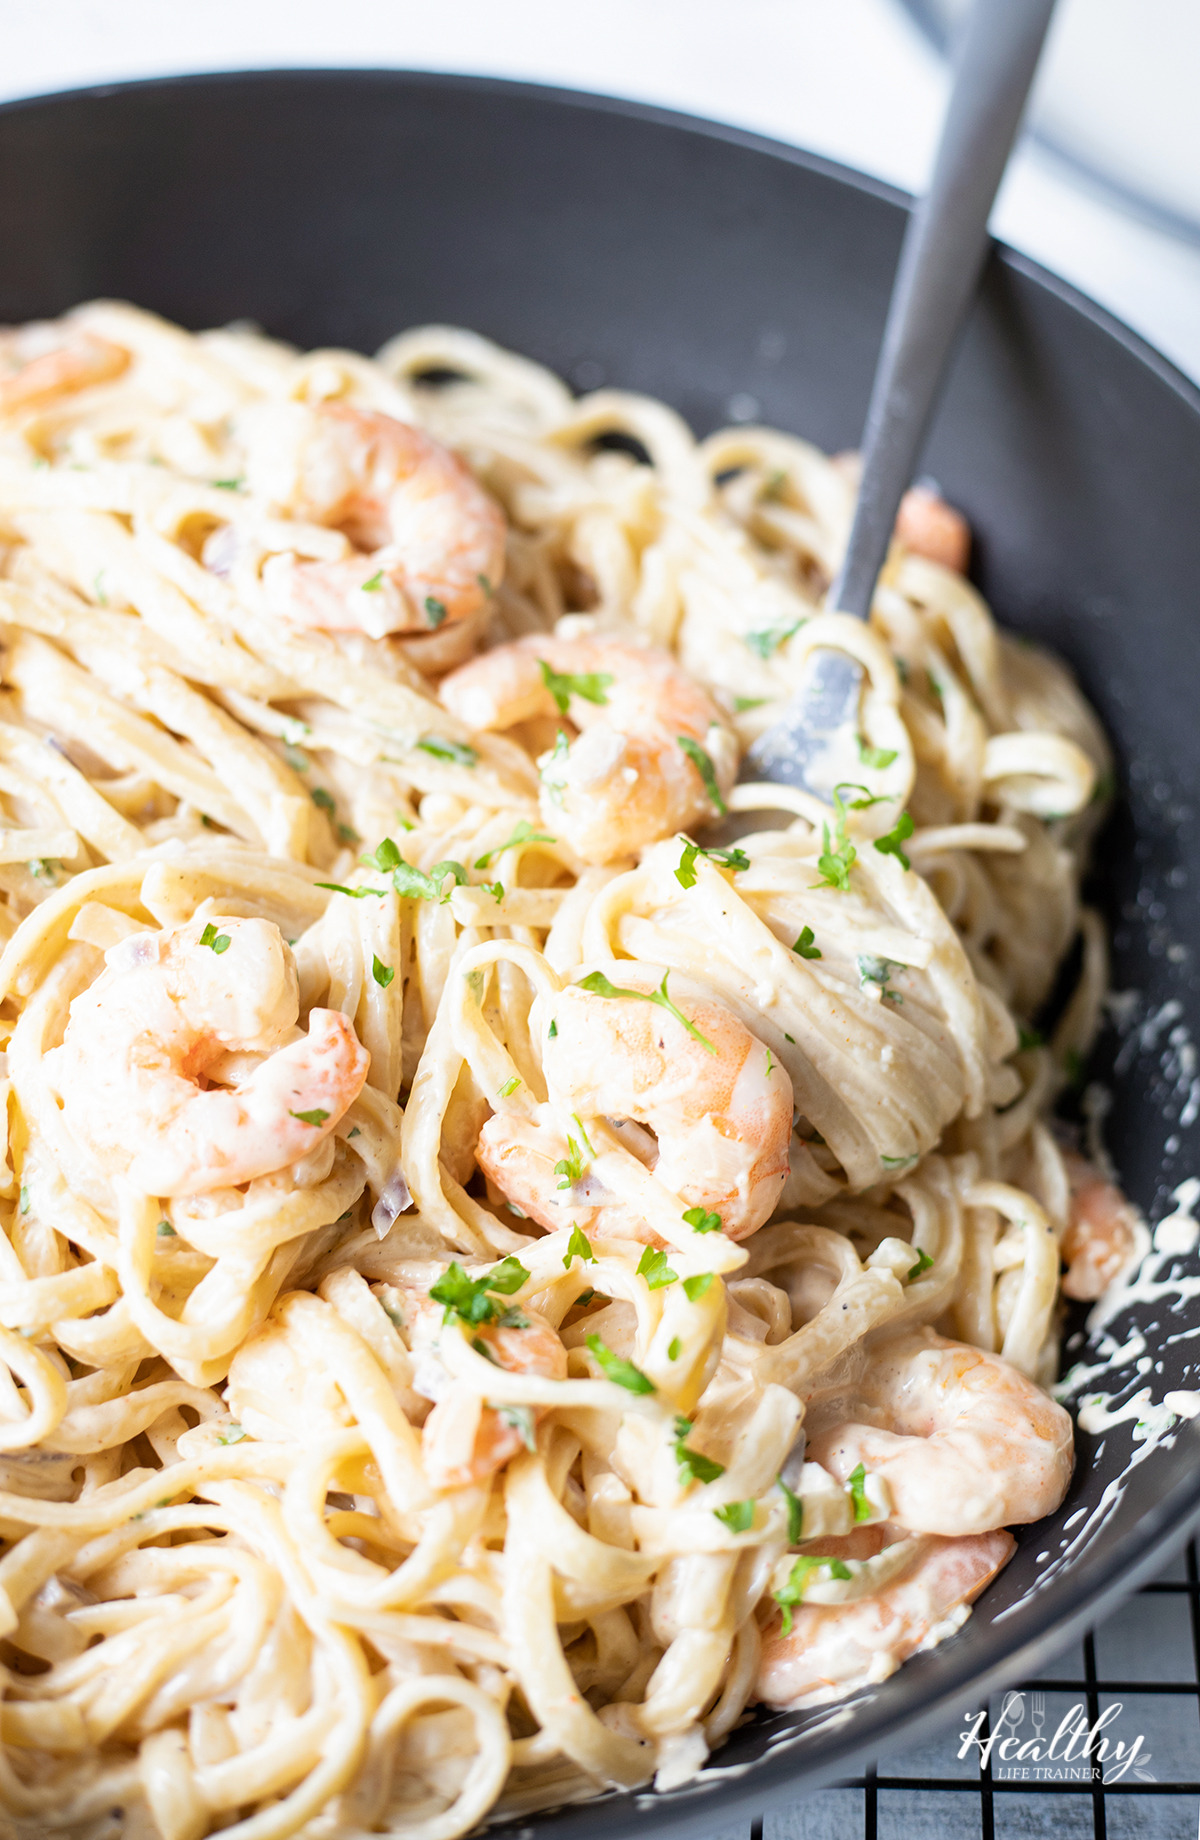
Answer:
[752, 0, 1057, 796]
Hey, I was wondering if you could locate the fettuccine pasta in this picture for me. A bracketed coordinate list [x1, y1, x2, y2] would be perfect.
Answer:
[0, 303, 1131, 1835]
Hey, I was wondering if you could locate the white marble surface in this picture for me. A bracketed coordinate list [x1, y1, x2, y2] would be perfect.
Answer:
[2, 0, 1199, 386]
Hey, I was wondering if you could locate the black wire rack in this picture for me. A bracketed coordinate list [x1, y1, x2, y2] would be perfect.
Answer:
[718, 1540, 1200, 1840]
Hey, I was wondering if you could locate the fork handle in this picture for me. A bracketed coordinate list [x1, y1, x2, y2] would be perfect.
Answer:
[830, 0, 1057, 621]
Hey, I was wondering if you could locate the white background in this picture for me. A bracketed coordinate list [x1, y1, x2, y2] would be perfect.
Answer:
[3, 0, 1199, 385]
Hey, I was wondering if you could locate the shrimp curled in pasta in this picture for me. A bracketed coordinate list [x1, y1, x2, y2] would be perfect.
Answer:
[478, 964, 793, 1241]
[807, 1329, 1073, 1536]
[47, 915, 370, 1196]
[248, 403, 507, 638]
[756, 1527, 1014, 1708]
[440, 636, 738, 863]
[0, 324, 129, 415]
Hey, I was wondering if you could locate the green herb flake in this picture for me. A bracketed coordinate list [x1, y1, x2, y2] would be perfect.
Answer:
[784, 1032, 795, 1044]
[847, 1462, 871, 1523]
[498, 1403, 536, 1450]
[774, 1555, 852, 1633]
[858, 954, 902, 1002]
[682, 1207, 722, 1236]
[540, 728, 571, 804]
[337, 822, 360, 846]
[733, 695, 768, 712]
[682, 1272, 715, 1302]
[777, 1474, 803, 1544]
[314, 882, 387, 899]
[667, 1336, 682, 1361]
[907, 1248, 934, 1282]
[497, 1075, 521, 1099]
[714, 1499, 756, 1533]
[793, 925, 821, 959]
[673, 1415, 725, 1485]
[547, 1018, 558, 1039]
[675, 839, 750, 890]
[284, 745, 310, 772]
[575, 1288, 596, 1309]
[765, 1049, 775, 1078]
[156, 1219, 176, 1238]
[477, 573, 494, 597]
[873, 811, 915, 870]
[811, 787, 857, 893]
[212, 476, 243, 491]
[18, 1186, 29, 1216]
[538, 658, 613, 716]
[311, 787, 336, 814]
[881, 1152, 918, 1172]
[93, 571, 108, 607]
[676, 734, 728, 815]
[743, 618, 805, 659]
[199, 923, 231, 954]
[576, 968, 717, 1056]
[363, 837, 403, 872]
[392, 858, 468, 904]
[361, 570, 385, 592]
[416, 737, 478, 769]
[587, 1334, 656, 1394]
[372, 956, 395, 989]
[554, 1135, 589, 1191]
[289, 1107, 330, 1127]
[217, 1424, 248, 1446]
[857, 737, 898, 770]
[424, 596, 448, 628]
[1017, 1026, 1044, 1053]
[563, 1224, 595, 1269]
[474, 819, 556, 869]
[636, 1245, 678, 1291]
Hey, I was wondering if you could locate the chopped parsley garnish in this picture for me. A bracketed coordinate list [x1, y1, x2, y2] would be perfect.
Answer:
[540, 729, 571, 804]
[682, 1207, 722, 1236]
[857, 737, 898, 770]
[538, 658, 613, 716]
[498, 1404, 536, 1450]
[682, 1272, 715, 1302]
[908, 1248, 934, 1282]
[392, 859, 468, 904]
[811, 787, 857, 892]
[674, 839, 750, 889]
[416, 737, 478, 769]
[311, 787, 336, 814]
[733, 695, 768, 711]
[315, 882, 387, 899]
[673, 1416, 725, 1485]
[835, 780, 888, 811]
[847, 1463, 871, 1523]
[424, 596, 448, 628]
[765, 1049, 774, 1078]
[873, 811, 915, 869]
[289, 1108, 330, 1127]
[743, 618, 806, 659]
[554, 1135, 590, 1191]
[777, 1474, 803, 1544]
[337, 822, 360, 846]
[156, 1220, 176, 1238]
[1017, 1026, 1044, 1053]
[577, 968, 716, 1056]
[199, 923, 231, 954]
[881, 1152, 918, 1171]
[474, 819, 556, 869]
[668, 1336, 682, 1361]
[477, 573, 494, 597]
[361, 571, 385, 592]
[858, 955, 902, 1001]
[774, 1555, 852, 1633]
[212, 477, 243, 490]
[587, 1335, 656, 1394]
[372, 956, 395, 988]
[547, 1018, 558, 1039]
[575, 1289, 596, 1308]
[714, 1499, 755, 1533]
[18, 1186, 28, 1216]
[497, 1076, 521, 1098]
[217, 1424, 248, 1445]
[563, 1224, 595, 1269]
[676, 735, 728, 815]
[793, 925, 821, 959]
[362, 838, 403, 873]
[429, 1256, 531, 1327]
[636, 1246, 678, 1290]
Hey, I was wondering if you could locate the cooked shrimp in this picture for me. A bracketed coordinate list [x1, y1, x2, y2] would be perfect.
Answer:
[248, 403, 506, 638]
[1061, 1151, 1141, 1300]
[756, 1528, 1014, 1708]
[894, 484, 971, 573]
[0, 326, 129, 415]
[47, 915, 369, 1197]
[478, 963, 793, 1240]
[807, 1328, 1073, 1536]
[403, 1285, 566, 1491]
[440, 636, 738, 863]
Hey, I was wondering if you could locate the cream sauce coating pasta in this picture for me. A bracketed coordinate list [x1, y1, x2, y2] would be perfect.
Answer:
[0, 302, 1120, 1834]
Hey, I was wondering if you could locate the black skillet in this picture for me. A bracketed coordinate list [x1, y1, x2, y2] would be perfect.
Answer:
[1, 69, 1199, 1834]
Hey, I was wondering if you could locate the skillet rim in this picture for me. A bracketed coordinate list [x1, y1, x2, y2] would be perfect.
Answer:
[1, 63, 1199, 1827]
